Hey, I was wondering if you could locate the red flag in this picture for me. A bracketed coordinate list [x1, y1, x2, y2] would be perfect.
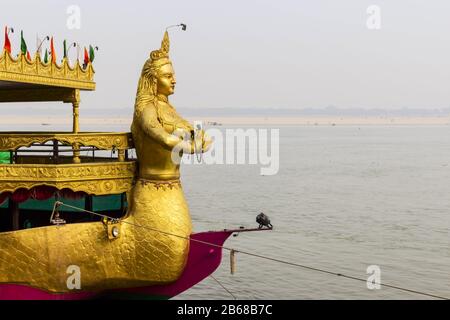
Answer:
[26, 50, 31, 61]
[50, 37, 56, 63]
[84, 47, 90, 66]
[4, 26, 11, 54]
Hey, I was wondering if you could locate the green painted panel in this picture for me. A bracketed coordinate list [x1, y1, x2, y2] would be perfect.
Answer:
[0, 151, 11, 164]
[19, 198, 85, 212]
[93, 194, 126, 212]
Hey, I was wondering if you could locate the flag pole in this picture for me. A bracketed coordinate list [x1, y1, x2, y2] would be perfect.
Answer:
[76, 43, 80, 63]
[37, 36, 49, 55]
[66, 42, 77, 65]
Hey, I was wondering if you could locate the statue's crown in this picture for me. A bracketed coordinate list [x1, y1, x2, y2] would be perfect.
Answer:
[150, 31, 170, 63]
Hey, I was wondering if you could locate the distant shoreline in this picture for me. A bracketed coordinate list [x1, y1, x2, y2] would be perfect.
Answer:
[0, 116, 449, 126]
[188, 116, 450, 126]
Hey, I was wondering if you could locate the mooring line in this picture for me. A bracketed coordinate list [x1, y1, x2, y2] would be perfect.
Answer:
[210, 275, 237, 300]
[54, 202, 449, 300]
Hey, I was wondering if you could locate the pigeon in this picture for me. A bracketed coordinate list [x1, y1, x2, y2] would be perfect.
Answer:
[256, 212, 273, 229]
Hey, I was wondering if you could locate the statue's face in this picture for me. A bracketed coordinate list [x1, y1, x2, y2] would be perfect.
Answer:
[156, 63, 176, 96]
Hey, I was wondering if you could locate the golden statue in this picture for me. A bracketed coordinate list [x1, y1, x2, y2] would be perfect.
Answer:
[129, 30, 212, 281]
[0, 31, 211, 295]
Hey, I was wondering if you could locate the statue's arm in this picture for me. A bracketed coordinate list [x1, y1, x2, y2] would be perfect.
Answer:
[139, 106, 194, 153]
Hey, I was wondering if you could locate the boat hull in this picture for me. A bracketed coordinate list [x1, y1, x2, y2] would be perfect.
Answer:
[0, 231, 232, 300]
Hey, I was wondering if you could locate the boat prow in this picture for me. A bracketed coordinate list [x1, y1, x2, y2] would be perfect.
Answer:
[0, 230, 236, 300]
[0, 28, 272, 300]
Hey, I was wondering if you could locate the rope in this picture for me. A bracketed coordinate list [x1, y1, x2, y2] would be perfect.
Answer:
[210, 275, 237, 300]
[55, 202, 449, 300]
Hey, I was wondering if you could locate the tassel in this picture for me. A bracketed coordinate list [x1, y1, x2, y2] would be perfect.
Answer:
[230, 250, 236, 275]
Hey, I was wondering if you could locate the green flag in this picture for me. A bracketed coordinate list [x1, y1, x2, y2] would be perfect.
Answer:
[89, 45, 95, 63]
[20, 30, 27, 55]
[63, 40, 67, 59]
[44, 49, 49, 63]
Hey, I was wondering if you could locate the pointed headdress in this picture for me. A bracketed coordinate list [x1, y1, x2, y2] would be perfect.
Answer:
[150, 31, 171, 69]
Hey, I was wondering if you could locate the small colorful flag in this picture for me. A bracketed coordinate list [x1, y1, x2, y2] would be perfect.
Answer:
[84, 47, 89, 66]
[50, 37, 56, 63]
[4, 26, 11, 54]
[63, 40, 67, 59]
[89, 45, 95, 63]
[27, 50, 31, 61]
[44, 49, 49, 63]
[20, 30, 27, 55]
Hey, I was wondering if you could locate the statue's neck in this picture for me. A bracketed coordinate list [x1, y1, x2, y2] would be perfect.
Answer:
[157, 94, 169, 103]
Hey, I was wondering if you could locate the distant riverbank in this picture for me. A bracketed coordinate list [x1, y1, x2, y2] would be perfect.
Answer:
[0, 116, 449, 127]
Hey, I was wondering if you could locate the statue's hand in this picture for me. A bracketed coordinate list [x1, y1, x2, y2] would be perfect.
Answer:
[193, 130, 214, 154]
[201, 134, 214, 153]
[173, 129, 213, 154]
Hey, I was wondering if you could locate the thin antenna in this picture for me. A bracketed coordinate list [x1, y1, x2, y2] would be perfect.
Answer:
[37, 36, 50, 54]
[76, 43, 80, 62]
[66, 42, 77, 65]
[166, 23, 187, 32]
[67, 42, 77, 55]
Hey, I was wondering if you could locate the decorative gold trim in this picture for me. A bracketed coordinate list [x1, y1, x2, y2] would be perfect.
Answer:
[0, 162, 136, 195]
[0, 50, 95, 91]
[138, 178, 182, 190]
[0, 132, 134, 151]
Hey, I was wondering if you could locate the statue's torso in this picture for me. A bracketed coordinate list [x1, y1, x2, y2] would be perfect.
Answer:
[134, 100, 192, 181]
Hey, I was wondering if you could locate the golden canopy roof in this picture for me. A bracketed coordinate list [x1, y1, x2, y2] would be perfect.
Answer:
[0, 49, 95, 103]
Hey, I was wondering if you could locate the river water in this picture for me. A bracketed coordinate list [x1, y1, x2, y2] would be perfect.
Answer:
[177, 125, 450, 300]
[3, 123, 450, 299]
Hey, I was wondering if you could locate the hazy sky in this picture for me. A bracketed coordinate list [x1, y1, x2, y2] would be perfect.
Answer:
[2, 0, 450, 110]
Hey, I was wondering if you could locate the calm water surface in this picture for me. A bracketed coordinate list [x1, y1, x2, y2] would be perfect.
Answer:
[179, 125, 450, 300]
